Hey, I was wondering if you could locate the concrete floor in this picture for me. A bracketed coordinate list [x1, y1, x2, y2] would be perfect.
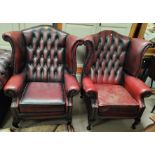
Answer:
[1, 94, 155, 132]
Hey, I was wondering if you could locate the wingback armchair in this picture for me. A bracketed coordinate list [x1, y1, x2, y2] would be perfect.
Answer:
[3, 25, 82, 129]
[81, 30, 153, 130]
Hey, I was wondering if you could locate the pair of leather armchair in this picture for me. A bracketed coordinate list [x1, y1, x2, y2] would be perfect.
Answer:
[1, 25, 153, 131]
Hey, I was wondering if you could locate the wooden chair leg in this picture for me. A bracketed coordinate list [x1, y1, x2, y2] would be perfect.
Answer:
[10, 118, 20, 131]
[132, 107, 145, 129]
[132, 118, 140, 129]
[67, 124, 75, 132]
[87, 113, 92, 130]
[10, 126, 17, 132]
[87, 124, 92, 130]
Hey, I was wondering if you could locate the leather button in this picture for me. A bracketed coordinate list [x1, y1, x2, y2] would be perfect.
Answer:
[23, 26, 67, 82]
[89, 31, 130, 84]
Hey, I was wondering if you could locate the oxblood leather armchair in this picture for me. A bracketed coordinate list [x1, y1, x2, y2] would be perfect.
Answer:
[81, 30, 153, 130]
[3, 25, 82, 130]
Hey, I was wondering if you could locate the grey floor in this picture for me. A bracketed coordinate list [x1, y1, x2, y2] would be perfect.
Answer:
[73, 95, 155, 132]
[1, 94, 155, 132]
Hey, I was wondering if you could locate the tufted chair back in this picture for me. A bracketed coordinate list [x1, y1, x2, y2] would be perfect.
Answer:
[84, 31, 130, 84]
[22, 26, 67, 82]
[3, 25, 82, 84]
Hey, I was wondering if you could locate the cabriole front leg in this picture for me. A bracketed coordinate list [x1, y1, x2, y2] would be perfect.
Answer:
[87, 99, 98, 130]
[132, 106, 145, 129]
[66, 97, 73, 125]
[10, 99, 20, 131]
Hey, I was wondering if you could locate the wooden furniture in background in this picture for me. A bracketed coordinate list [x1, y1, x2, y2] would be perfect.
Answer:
[56, 23, 62, 31]
[144, 48, 155, 58]
[129, 23, 148, 39]
[129, 23, 139, 38]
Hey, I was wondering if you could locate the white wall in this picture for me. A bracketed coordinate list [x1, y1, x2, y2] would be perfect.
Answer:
[0, 24, 19, 50]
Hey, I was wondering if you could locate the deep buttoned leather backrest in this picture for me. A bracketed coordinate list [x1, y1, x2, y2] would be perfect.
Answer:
[84, 31, 130, 84]
[22, 26, 67, 82]
[0, 50, 12, 89]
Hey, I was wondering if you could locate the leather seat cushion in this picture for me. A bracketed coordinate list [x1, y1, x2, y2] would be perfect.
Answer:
[95, 84, 140, 116]
[19, 82, 65, 113]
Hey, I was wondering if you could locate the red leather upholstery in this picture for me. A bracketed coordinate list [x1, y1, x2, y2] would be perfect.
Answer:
[124, 38, 152, 76]
[2, 25, 81, 126]
[66, 35, 83, 73]
[4, 72, 26, 97]
[96, 84, 139, 116]
[124, 75, 152, 103]
[2, 32, 25, 73]
[82, 30, 152, 129]
[96, 84, 138, 106]
[19, 82, 65, 113]
[23, 27, 66, 82]
[89, 31, 130, 84]
[64, 73, 80, 97]
[82, 76, 97, 99]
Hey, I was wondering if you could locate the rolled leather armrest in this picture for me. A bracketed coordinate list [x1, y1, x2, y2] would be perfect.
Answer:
[64, 73, 80, 97]
[4, 72, 26, 98]
[124, 75, 152, 101]
[82, 76, 97, 99]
